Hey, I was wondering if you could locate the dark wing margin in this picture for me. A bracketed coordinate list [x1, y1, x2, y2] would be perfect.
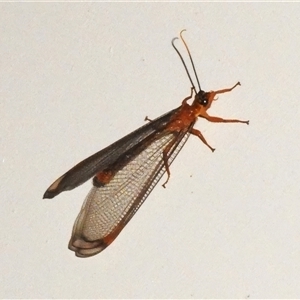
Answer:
[43, 107, 180, 199]
[68, 125, 193, 257]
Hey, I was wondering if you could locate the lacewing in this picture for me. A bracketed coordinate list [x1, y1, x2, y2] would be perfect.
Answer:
[44, 30, 249, 257]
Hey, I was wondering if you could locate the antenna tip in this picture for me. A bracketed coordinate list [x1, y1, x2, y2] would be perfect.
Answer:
[171, 37, 178, 45]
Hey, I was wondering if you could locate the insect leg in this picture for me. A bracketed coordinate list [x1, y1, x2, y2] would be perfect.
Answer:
[202, 115, 249, 125]
[144, 116, 153, 122]
[182, 87, 195, 105]
[190, 128, 215, 152]
[211, 82, 241, 98]
[161, 135, 181, 188]
[203, 82, 249, 124]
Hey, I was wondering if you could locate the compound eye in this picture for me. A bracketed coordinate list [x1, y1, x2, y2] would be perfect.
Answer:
[201, 98, 208, 106]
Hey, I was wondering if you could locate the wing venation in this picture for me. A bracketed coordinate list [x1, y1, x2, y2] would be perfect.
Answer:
[69, 127, 193, 257]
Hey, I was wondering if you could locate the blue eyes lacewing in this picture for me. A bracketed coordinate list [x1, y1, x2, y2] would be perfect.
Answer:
[43, 30, 249, 257]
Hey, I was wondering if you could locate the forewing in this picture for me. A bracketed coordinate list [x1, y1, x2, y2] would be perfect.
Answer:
[69, 127, 192, 257]
[43, 107, 180, 199]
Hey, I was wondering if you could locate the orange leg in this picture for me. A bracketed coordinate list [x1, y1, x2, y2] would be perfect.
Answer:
[147, 87, 194, 124]
[190, 128, 215, 152]
[161, 136, 180, 188]
[212, 82, 241, 97]
[203, 115, 249, 125]
[182, 87, 195, 105]
[204, 82, 249, 124]
[161, 87, 194, 188]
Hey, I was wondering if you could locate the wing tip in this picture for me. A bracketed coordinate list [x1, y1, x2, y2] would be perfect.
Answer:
[69, 237, 108, 258]
[43, 189, 59, 199]
[43, 175, 66, 199]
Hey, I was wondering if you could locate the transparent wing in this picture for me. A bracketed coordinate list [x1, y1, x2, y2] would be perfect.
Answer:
[69, 129, 192, 257]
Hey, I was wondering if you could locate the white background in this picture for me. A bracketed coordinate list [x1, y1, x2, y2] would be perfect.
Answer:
[1, 3, 300, 298]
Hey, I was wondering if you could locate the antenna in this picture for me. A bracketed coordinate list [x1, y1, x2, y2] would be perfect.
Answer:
[180, 29, 201, 91]
[172, 37, 196, 92]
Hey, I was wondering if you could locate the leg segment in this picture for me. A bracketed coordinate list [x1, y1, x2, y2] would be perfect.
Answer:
[190, 128, 215, 152]
[204, 82, 249, 124]
[161, 135, 181, 188]
[162, 143, 174, 188]
[203, 115, 249, 125]
[182, 87, 195, 105]
[144, 116, 153, 122]
[212, 82, 241, 97]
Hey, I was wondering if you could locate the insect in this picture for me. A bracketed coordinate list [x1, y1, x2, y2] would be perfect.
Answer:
[44, 30, 249, 257]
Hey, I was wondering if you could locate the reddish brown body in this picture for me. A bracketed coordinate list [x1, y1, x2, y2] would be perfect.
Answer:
[44, 31, 249, 257]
